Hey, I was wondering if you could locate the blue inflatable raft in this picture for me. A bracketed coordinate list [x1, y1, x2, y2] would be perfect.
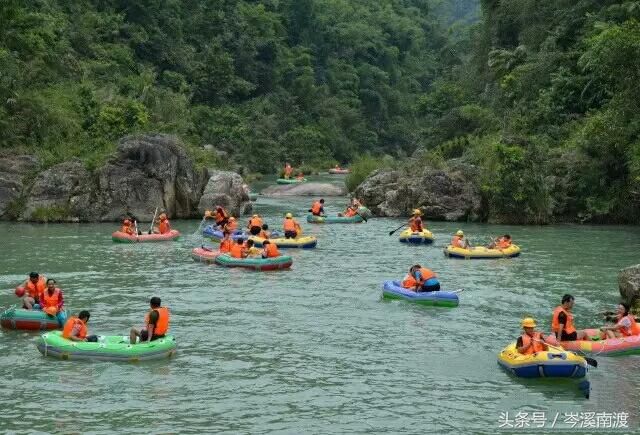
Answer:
[382, 281, 459, 307]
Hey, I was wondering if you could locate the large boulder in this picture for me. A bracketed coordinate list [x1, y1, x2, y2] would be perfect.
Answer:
[95, 134, 208, 221]
[354, 167, 484, 220]
[198, 170, 251, 217]
[21, 159, 94, 222]
[262, 182, 348, 197]
[619, 264, 640, 308]
[0, 155, 39, 218]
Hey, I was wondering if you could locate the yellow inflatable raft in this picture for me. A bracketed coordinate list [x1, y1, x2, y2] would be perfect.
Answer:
[443, 244, 520, 259]
[398, 228, 434, 244]
[497, 343, 587, 378]
[248, 235, 317, 249]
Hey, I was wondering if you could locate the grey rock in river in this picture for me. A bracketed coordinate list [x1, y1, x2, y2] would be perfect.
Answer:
[619, 264, 640, 309]
[197, 170, 252, 217]
[0, 155, 39, 219]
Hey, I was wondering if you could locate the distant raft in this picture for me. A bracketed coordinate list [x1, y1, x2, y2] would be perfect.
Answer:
[191, 246, 221, 264]
[552, 328, 640, 356]
[276, 178, 306, 184]
[398, 228, 434, 244]
[328, 168, 350, 174]
[382, 281, 459, 308]
[214, 254, 293, 271]
[443, 244, 521, 259]
[249, 193, 259, 201]
[112, 230, 180, 243]
[249, 235, 317, 249]
[1, 307, 67, 331]
[202, 225, 247, 242]
[37, 331, 177, 362]
[306, 214, 363, 224]
[497, 343, 587, 378]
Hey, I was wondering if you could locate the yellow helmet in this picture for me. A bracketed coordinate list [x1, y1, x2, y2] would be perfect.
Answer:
[455, 230, 464, 236]
[412, 208, 422, 216]
[252, 214, 259, 218]
[285, 213, 293, 218]
[521, 317, 537, 328]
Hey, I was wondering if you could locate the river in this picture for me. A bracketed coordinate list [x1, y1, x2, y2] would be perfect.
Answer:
[1, 187, 639, 433]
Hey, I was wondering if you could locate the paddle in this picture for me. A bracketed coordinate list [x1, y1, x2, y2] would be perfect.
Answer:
[533, 338, 598, 368]
[148, 207, 158, 234]
[133, 220, 140, 238]
[388, 223, 406, 236]
[354, 208, 368, 223]
[451, 288, 465, 294]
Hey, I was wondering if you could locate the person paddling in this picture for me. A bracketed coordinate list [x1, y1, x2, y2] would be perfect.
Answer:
[130, 297, 170, 344]
[451, 230, 470, 249]
[63, 311, 96, 342]
[600, 303, 640, 339]
[552, 294, 588, 342]
[516, 318, 548, 355]
[401, 264, 440, 292]
[19, 272, 46, 310]
[310, 199, 325, 216]
[408, 209, 424, 232]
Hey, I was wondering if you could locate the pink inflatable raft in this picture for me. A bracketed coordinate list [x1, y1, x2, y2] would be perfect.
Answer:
[112, 230, 181, 243]
[547, 328, 640, 356]
[191, 246, 221, 264]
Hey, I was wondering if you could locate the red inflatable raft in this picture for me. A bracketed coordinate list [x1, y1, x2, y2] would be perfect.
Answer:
[548, 328, 640, 356]
[112, 230, 181, 243]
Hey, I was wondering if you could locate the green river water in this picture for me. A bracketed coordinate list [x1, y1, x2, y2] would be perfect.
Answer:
[1, 180, 640, 433]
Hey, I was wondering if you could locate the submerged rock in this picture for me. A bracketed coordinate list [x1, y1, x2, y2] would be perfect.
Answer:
[262, 182, 347, 197]
[197, 170, 251, 217]
[619, 264, 640, 309]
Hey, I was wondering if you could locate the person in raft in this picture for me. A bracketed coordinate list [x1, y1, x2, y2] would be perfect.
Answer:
[295, 172, 305, 181]
[351, 198, 362, 208]
[219, 230, 233, 253]
[552, 294, 588, 342]
[284, 162, 293, 179]
[17, 272, 46, 310]
[130, 297, 170, 344]
[402, 264, 441, 292]
[152, 213, 171, 234]
[121, 219, 136, 235]
[244, 239, 261, 256]
[230, 239, 248, 258]
[283, 213, 302, 239]
[40, 278, 64, 316]
[224, 216, 238, 232]
[408, 209, 424, 232]
[258, 224, 271, 239]
[214, 206, 229, 229]
[516, 318, 548, 355]
[487, 234, 512, 249]
[600, 303, 640, 339]
[261, 240, 280, 258]
[63, 311, 97, 342]
[451, 230, 470, 249]
[247, 214, 263, 236]
[310, 199, 325, 216]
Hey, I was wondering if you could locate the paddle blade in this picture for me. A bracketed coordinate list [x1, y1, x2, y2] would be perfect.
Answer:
[585, 357, 598, 368]
[578, 380, 591, 399]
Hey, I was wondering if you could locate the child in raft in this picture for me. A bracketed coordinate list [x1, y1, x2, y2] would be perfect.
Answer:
[401, 265, 440, 292]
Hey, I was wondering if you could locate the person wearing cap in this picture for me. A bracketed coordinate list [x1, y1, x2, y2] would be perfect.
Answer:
[247, 214, 264, 236]
[516, 318, 548, 355]
[451, 230, 470, 249]
[283, 213, 301, 239]
[409, 209, 424, 232]
[401, 264, 440, 292]
[120, 219, 135, 235]
[310, 199, 325, 216]
[18, 272, 47, 310]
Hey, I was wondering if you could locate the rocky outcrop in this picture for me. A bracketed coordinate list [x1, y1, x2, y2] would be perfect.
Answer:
[21, 159, 94, 222]
[619, 264, 640, 308]
[0, 155, 39, 218]
[197, 170, 251, 217]
[262, 182, 348, 197]
[354, 167, 484, 220]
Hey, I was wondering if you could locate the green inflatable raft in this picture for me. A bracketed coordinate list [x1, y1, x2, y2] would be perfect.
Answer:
[276, 178, 306, 184]
[36, 331, 177, 362]
[306, 214, 363, 224]
[214, 254, 293, 271]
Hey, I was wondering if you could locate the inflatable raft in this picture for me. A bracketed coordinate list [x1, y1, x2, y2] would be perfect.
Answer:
[37, 331, 177, 362]
[214, 254, 293, 271]
[202, 226, 247, 242]
[398, 228, 434, 244]
[382, 281, 459, 307]
[550, 328, 640, 356]
[249, 193, 258, 201]
[112, 230, 180, 243]
[1, 307, 67, 331]
[191, 246, 221, 264]
[249, 235, 317, 249]
[498, 343, 587, 378]
[306, 214, 363, 224]
[276, 178, 306, 184]
[328, 168, 350, 174]
[443, 244, 521, 259]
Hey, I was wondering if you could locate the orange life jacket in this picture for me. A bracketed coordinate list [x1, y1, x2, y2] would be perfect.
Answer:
[311, 202, 323, 215]
[258, 230, 269, 239]
[409, 216, 423, 232]
[417, 267, 436, 282]
[25, 277, 46, 298]
[145, 307, 169, 336]
[344, 208, 357, 217]
[62, 317, 87, 340]
[451, 236, 465, 248]
[285, 165, 292, 176]
[159, 219, 170, 234]
[264, 243, 280, 258]
[121, 224, 135, 235]
[520, 332, 546, 355]
[283, 218, 296, 232]
[230, 243, 245, 258]
[249, 217, 263, 228]
[215, 209, 228, 225]
[497, 239, 511, 249]
[618, 314, 640, 337]
[402, 274, 419, 289]
[225, 220, 238, 231]
[551, 306, 576, 335]
[220, 239, 233, 253]
[41, 288, 61, 309]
